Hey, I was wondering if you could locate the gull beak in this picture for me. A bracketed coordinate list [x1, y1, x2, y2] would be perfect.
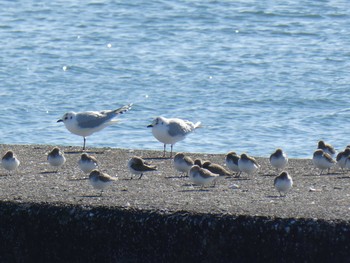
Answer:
[57, 119, 63, 123]
[147, 124, 153, 128]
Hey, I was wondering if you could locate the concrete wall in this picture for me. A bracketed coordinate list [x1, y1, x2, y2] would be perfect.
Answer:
[0, 201, 349, 262]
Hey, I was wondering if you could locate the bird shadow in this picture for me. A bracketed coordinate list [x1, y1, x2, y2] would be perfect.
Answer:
[67, 177, 88, 181]
[40, 171, 58, 174]
[232, 177, 251, 181]
[165, 175, 186, 179]
[179, 188, 211, 192]
[79, 194, 103, 198]
[266, 195, 286, 198]
[335, 176, 350, 179]
[261, 174, 278, 177]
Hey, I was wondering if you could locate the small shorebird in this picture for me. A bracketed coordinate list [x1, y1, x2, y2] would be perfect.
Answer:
[194, 158, 203, 167]
[147, 116, 201, 158]
[238, 153, 260, 176]
[336, 148, 350, 172]
[128, 156, 157, 179]
[269, 148, 288, 171]
[47, 147, 66, 171]
[274, 171, 293, 197]
[312, 149, 336, 175]
[1, 150, 20, 173]
[317, 140, 336, 158]
[89, 169, 117, 196]
[188, 165, 219, 187]
[173, 153, 194, 177]
[57, 103, 132, 150]
[202, 161, 232, 177]
[78, 153, 98, 174]
[225, 151, 241, 176]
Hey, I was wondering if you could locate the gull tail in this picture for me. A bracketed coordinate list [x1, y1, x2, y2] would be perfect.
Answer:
[194, 121, 202, 129]
[114, 103, 133, 115]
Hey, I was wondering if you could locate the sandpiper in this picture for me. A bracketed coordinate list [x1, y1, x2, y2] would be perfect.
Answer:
[128, 156, 157, 179]
[312, 149, 336, 175]
[274, 171, 293, 197]
[173, 153, 194, 177]
[89, 169, 117, 196]
[47, 147, 66, 171]
[1, 150, 20, 173]
[269, 148, 288, 171]
[336, 148, 350, 172]
[188, 165, 219, 187]
[225, 151, 241, 176]
[78, 153, 98, 174]
[317, 140, 336, 157]
[238, 153, 260, 176]
[202, 161, 232, 177]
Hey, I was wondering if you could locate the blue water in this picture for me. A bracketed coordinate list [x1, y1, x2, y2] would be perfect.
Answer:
[1, 0, 350, 158]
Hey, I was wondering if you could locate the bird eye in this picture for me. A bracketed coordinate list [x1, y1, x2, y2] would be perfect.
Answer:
[64, 116, 68, 120]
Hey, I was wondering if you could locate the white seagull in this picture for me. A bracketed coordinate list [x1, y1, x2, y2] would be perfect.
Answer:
[147, 116, 201, 158]
[57, 103, 132, 150]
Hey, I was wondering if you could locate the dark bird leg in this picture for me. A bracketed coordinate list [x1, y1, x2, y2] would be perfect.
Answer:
[83, 137, 87, 151]
[170, 144, 174, 158]
[163, 144, 166, 157]
[138, 173, 143, 179]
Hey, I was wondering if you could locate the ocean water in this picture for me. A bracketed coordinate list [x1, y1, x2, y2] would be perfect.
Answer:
[1, 0, 350, 158]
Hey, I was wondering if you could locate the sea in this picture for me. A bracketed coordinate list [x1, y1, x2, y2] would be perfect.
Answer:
[1, 0, 350, 159]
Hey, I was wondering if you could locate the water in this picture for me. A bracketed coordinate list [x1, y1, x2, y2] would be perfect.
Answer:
[1, 0, 350, 158]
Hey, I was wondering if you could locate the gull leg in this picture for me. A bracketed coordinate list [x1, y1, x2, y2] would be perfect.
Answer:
[163, 144, 166, 157]
[83, 137, 87, 151]
[170, 144, 173, 158]
[138, 173, 143, 179]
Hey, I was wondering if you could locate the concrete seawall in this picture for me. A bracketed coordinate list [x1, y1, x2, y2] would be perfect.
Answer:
[1, 144, 350, 262]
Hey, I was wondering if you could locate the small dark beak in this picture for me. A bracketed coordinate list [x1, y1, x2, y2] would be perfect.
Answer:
[57, 119, 63, 123]
[147, 124, 153, 128]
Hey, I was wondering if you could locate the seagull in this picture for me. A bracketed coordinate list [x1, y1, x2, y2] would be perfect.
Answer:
[312, 149, 336, 175]
[78, 153, 98, 174]
[147, 116, 201, 158]
[127, 156, 157, 179]
[57, 103, 132, 150]
[225, 151, 241, 176]
[89, 169, 117, 196]
[1, 150, 20, 173]
[47, 147, 66, 171]
[269, 148, 288, 171]
[173, 153, 194, 177]
[274, 171, 293, 197]
[188, 165, 219, 187]
[238, 153, 260, 176]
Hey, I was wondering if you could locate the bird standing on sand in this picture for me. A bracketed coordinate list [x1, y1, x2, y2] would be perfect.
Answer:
[274, 171, 293, 197]
[89, 169, 117, 196]
[78, 153, 98, 174]
[225, 152, 241, 176]
[317, 140, 336, 157]
[57, 103, 132, 150]
[336, 148, 350, 172]
[173, 153, 194, 177]
[202, 161, 232, 177]
[147, 116, 201, 158]
[1, 150, 20, 173]
[312, 149, 336, 175]
[128, 156, 157, 179]
[47, 147, 66, 171]
[238, 153, 260, 176]
[269, 148, 288, 171]
[188, 165, 219, 187]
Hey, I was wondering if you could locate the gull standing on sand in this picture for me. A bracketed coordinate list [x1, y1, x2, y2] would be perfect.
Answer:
[225, 152, 241, 176]
[188, 165, 220, 187]
[128, 156, 158, 179]
[317, 140, 336, 158]
[312, 149, 336, 175]
[173, 153, 194, 177]
[89, 169, 117, 196]
[1, 151, 20, 172]
[147, 116, 201, 158]
[238, 153, 260, 176]
[274, 171, 293, 197]
[47, 147, 66, 171]
[57, 103, 132, 150]
[269, 148, 288, 171]
[78, 153, 98, 174]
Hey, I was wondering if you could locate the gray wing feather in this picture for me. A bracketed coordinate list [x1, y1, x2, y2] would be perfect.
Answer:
[168, 122, 189, 137]
[76, 111, 114, 129]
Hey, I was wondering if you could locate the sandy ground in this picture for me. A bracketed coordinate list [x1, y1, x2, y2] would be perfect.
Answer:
[0, 144, 349, 221]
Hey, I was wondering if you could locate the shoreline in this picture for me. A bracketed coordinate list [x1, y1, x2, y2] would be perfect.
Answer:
[0, 143, 347, 221]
